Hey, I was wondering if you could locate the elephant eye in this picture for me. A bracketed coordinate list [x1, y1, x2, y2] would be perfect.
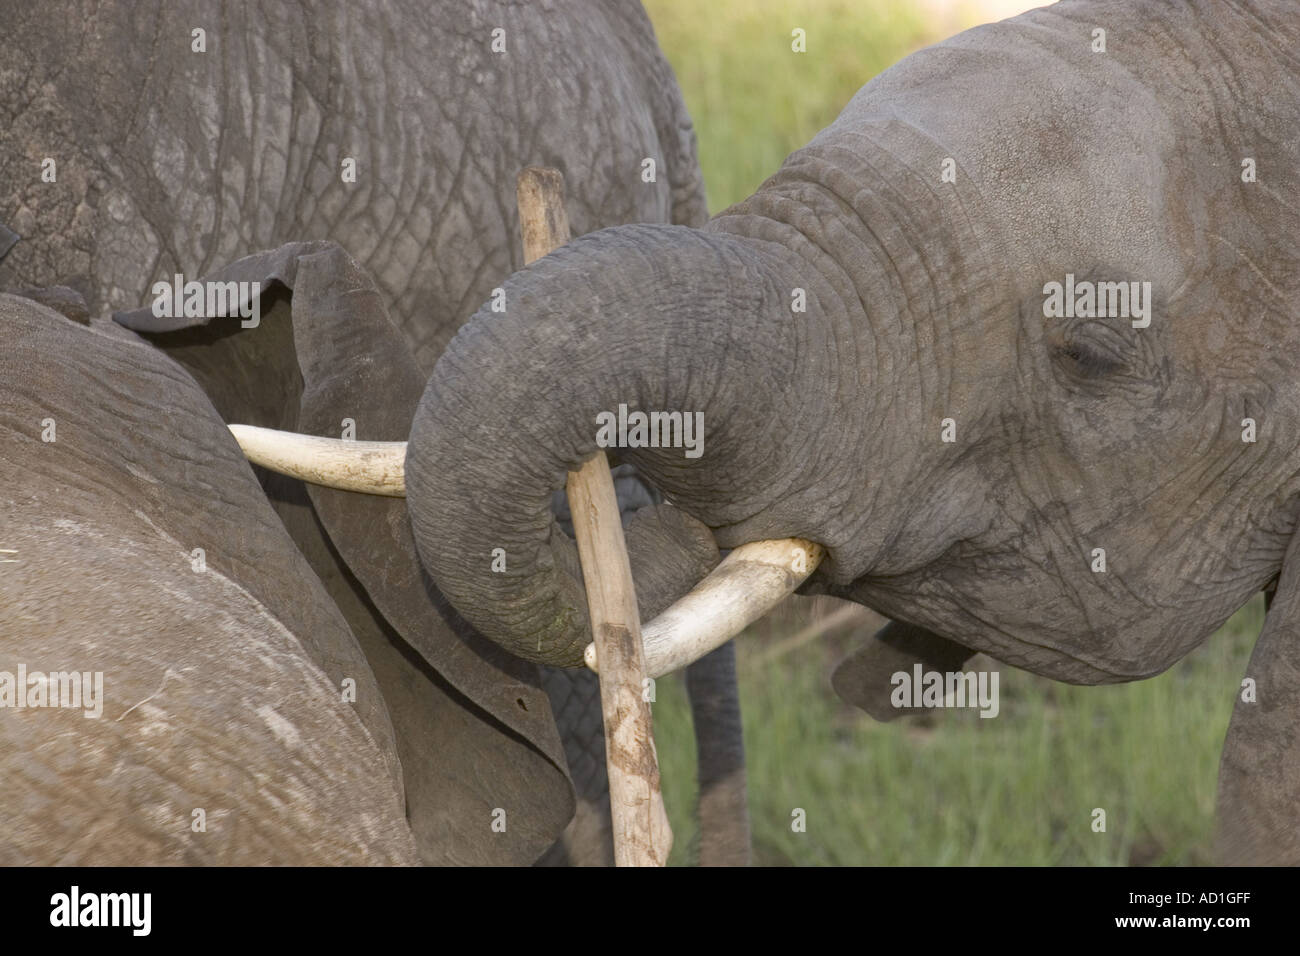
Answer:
[1049, 317, 1140, 385]
[1055, 341, 1126, 378]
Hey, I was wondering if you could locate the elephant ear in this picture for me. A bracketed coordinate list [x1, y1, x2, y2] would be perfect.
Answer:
[114, 242, 574, 863]
[1216, 533, 1300, 865]
[602, 0, 709, 228]
[0, 220, 19, 262]
[832, 619, 977, 721]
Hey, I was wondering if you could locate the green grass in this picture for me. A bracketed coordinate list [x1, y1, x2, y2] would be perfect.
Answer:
[641, 0, 1261, 865]
[644, 0, 947, 212]
[652, 596, 1262, 866]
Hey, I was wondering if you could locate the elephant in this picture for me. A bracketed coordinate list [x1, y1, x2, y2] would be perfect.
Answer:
[2, 0, 749, 864]
[0, 290, 418, 864]
[241, 0, 1297, 862]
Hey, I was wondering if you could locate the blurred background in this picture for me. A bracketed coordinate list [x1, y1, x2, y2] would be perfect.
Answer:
[640, 0, 1260, 865]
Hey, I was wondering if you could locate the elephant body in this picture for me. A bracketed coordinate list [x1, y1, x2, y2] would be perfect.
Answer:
[0, 0, 706, 368]
[0, 293, 416, 864]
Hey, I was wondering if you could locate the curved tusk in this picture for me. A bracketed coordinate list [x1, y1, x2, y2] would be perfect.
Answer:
[584, 538, 825, 678]
[227, 424, 407, 497]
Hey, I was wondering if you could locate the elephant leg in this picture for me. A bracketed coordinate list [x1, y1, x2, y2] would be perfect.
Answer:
[832, 619, 978, 721]
[539, 646, 751, 867]
[1216, 539, 1300, 864]
[537, 665, 615, 866]
[686, 641, 751, 866]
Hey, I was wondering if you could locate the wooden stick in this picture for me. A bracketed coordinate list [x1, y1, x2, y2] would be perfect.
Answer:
[516, 166, 672, 866]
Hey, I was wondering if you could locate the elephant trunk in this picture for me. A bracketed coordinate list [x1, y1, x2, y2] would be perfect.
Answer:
[406, 223, 850, 666]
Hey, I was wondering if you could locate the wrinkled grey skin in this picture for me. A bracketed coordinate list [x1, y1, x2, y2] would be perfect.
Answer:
[405, 0, 1300, 864]
[0, 292, 417, 864]
[0, 0, 706, 364]
[3, 0, 748, 864]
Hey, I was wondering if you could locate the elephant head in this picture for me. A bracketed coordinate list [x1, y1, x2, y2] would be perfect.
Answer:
[239, 0, 1300, 862]
[412, 0, 1300, 675]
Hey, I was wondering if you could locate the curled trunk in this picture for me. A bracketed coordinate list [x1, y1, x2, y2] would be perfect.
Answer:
[406, 224, 852, 666]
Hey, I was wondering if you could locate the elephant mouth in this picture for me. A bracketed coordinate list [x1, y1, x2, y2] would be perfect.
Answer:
[0, 222, 19, 263]
[225, 423, 823, 674]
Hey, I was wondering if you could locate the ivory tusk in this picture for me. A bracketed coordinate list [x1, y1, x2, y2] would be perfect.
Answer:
[227, 424, 407, 497]
[584, 538, 825, 678]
